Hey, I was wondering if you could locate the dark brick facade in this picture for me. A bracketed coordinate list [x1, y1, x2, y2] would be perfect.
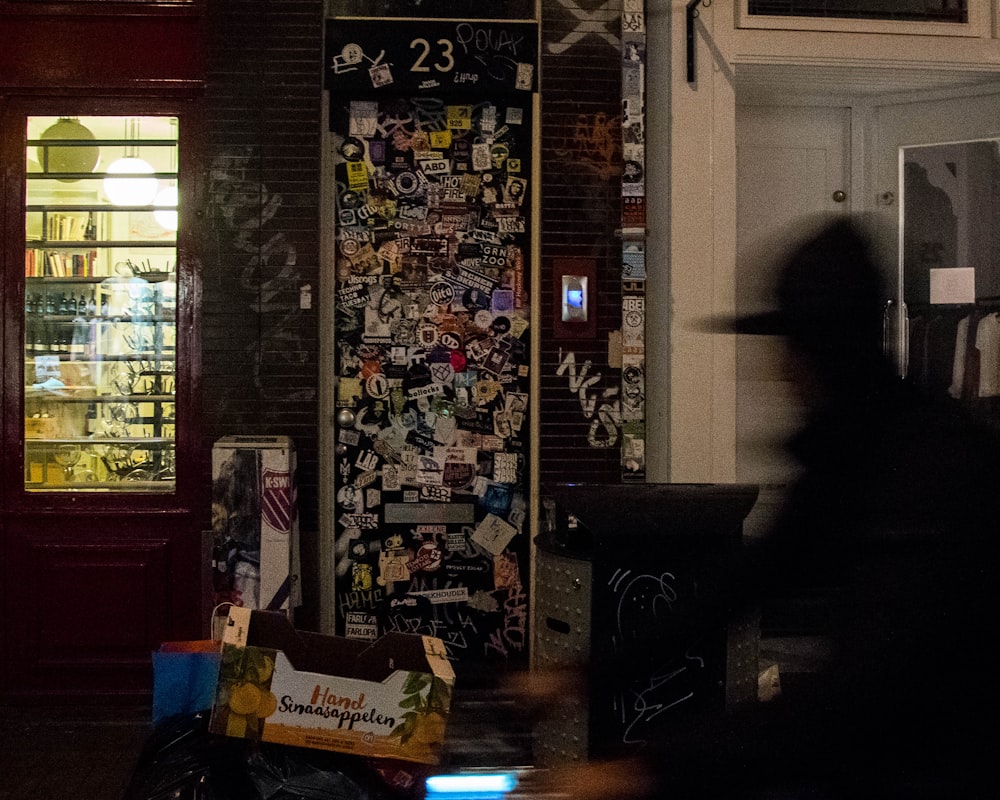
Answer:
[200, 0, 627, 626]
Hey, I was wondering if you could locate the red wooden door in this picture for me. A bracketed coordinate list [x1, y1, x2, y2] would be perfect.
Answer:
[1, 98, 206, 704]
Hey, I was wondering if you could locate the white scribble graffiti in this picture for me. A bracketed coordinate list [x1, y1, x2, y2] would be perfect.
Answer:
[556, 349, 622, 447]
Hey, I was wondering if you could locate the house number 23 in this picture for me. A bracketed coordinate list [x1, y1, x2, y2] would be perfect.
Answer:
[410, 38, 455, 73]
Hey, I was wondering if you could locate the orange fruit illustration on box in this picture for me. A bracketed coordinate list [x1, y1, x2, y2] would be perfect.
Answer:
[228, 682, 262, 715]
[258, 688, 278, 718]
[411, 710, 447, 746]
[212, 644, 280, 740]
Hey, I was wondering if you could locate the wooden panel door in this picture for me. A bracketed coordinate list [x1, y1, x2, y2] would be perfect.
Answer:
[2, 514, 202, 702]
[1, 98, 206, 704]
[735, 104, 852, 533]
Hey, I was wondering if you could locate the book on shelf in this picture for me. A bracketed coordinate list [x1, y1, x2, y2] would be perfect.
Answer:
[25, 249, 98, 278]
[46, 212, 89, 242]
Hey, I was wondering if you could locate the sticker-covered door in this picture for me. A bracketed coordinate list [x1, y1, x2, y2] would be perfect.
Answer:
[326, 19, 537, 665]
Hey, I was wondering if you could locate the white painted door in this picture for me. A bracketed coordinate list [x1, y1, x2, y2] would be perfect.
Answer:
[735, 104, 851, 534]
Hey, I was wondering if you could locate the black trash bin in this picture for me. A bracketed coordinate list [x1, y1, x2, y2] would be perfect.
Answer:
[533, 482, 759, 764]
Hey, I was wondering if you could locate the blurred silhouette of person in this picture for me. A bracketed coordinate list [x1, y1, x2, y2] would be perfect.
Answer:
[712, 214, 999, 798]
[529, 216, 1000, 799]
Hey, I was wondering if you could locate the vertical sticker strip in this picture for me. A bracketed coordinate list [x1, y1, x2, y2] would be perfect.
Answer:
[621, 0, 647, 482]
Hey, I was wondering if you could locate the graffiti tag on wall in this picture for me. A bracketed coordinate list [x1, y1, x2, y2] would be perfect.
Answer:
[207, 149, 314, 405]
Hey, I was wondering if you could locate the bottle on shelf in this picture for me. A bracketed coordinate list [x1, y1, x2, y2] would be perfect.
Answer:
[84, 212, 96, 241]
[71, 313, 87, 357]
[54, 327, 67, 355]
[85, 402, 99, 435]
[25, 295, 36, 356]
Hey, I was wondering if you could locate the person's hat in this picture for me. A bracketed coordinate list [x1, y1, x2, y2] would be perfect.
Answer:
[715, 216, 885, 352]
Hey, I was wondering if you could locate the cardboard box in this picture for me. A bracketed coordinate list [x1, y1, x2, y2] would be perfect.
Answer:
[211, 436, 300, 613]
[209, 607, 455, 764]
[24, 415, 61, 439]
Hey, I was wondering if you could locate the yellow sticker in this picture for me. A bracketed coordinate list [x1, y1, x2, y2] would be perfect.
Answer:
[429, 129, 452, 149]
[446, 105, 472, 130]
[346, 160, 369, 191]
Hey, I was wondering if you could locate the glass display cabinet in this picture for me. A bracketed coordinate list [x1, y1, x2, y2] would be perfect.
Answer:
[23, 115, 178, 492]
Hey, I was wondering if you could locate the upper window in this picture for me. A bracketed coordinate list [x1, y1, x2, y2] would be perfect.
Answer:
[739, 0, 984, 35]
[747, 1, 967, 24]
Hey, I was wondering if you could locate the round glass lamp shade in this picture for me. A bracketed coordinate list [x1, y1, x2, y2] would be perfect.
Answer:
[103, 157, 159, 206]
[38, 118, 99, 182]
[153, 186, 179, 231]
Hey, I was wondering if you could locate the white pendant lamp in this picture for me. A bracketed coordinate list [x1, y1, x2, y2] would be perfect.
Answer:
[103, 118, 158, 206]
[151, 119, 179, 231]
[153, 185, 178, 231]
[104, 156, 159, 207]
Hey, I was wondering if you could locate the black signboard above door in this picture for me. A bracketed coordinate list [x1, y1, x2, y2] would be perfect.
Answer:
[325, 18, 538, 96]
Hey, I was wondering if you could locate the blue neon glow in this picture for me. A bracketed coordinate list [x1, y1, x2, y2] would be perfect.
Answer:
[566, 289, 584, 309]
[425, 772, 518, 795]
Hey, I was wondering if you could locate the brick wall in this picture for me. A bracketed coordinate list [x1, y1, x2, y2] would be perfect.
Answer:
[539, 0, 625, 486]
[201, 0, 324, 625]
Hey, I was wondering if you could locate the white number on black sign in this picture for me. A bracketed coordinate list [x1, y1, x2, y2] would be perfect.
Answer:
[410, 38, 456, 73]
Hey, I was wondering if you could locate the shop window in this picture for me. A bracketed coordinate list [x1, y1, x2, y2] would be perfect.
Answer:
[24, 115, 178, 492]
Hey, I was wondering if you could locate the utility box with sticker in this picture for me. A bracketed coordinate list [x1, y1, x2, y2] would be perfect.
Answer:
[211, 436, 300, 614]
[209, 606, 455, 764]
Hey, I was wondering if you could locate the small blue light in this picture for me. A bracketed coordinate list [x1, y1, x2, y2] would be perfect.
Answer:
[425, 772, 518, 796]
[566, 289, 584, 309]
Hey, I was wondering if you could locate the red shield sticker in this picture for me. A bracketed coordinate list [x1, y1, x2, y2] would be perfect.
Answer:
[261, 468, 293, 533]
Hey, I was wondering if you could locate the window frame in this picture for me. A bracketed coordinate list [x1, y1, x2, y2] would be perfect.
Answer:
[737, 0, 991, 38]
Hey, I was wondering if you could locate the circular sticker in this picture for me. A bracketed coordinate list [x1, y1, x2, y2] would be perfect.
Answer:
[623, 160, 644, 183]
[474, 309, 494, 329]
[439, 330, 462, 350]
[366, 372, 389, 399]
[341, 43, 364, 65]
[410, 541, 443, 573]
[490, 315, 511, 335]
[443, 460, 476, 489]
[394, 171, 419, 195]
[429, 281, 455, 306]
[340, 137, 365, 161]
[339, 238, 360, 257]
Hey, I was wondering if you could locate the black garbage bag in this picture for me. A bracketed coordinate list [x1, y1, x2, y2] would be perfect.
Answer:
[248, 744, 379, 800]
[123, 711, 258, 800]
[123, 711, 411, 800]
